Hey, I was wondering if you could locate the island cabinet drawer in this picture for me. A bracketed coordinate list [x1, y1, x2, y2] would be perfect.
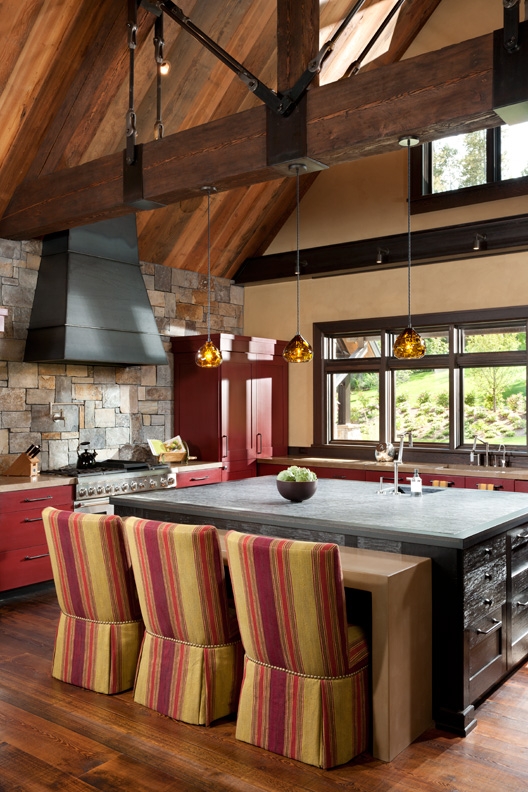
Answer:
[0, 544, 52, 592]
[0, 485, 74, 513]
[464, 476, 515, 491]
[466, 605, 506, 703]
[463, 536, 506, 628]
[176, 468, 222, 488]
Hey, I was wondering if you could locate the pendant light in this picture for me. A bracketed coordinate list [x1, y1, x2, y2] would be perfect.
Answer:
[196, 187, 223, 368]
[393, 136, 426, 360]
[282, 163, 313, 364]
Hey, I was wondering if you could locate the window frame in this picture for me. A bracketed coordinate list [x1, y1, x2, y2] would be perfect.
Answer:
[410, 127, 528, 215]
[313, 307, 528, 461]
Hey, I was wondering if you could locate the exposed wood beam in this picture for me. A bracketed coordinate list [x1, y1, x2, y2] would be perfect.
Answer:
[0, 31, 500, 240]
[234, 214, 528, 284]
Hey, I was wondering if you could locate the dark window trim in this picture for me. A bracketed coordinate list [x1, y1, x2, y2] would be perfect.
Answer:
[410, 139, 528, 215]
[313, 305, 528, 463]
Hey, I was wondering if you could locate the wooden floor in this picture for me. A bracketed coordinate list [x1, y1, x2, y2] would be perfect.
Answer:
[1, 585, 528, 792]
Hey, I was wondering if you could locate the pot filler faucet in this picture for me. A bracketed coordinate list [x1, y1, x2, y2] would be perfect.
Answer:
[379, 431, 413, 495]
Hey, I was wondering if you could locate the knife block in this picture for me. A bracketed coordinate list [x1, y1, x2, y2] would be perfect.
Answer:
[4, 453, 39, 477]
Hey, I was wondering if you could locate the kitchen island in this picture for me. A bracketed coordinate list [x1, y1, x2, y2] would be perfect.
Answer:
[112, 476, 528, 742]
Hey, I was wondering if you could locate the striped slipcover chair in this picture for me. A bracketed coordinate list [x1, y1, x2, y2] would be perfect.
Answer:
[225, 530, 370, 768]
[123, 518, 243, 726]
[42, 508, 144, 694]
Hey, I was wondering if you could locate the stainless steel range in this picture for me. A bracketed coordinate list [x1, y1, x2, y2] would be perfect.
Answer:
[47, 461, 176, 515]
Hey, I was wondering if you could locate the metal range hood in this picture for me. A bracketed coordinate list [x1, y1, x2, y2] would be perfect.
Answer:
[24, 215, 167, 366]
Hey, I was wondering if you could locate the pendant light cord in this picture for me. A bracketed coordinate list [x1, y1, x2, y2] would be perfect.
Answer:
[295, 166, 301, 336]
[406, 138, 412, 328]
[207, 189, 212, 341]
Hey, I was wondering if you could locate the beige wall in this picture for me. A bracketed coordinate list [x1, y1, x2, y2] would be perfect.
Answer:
[244, 0, 528, 448]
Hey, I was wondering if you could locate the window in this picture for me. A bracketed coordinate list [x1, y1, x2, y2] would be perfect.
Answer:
[314, 309, 528, 457]
[411, 122, 528, 213]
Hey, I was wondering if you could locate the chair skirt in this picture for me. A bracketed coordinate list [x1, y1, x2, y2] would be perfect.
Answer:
[134, 632, 244, 726]
[52, 613, 144, 694]
[236, 657, 369, 769]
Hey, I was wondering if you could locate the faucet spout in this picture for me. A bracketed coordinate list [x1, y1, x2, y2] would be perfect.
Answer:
[397, 431, 413, 464]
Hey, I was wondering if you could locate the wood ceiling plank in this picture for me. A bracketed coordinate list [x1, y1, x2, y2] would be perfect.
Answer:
[0, 31, 499, 240]
[26, 3, 153, 177]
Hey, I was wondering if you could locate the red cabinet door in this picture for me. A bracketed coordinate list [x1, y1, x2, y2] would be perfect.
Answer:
[253, 357, 288, 460]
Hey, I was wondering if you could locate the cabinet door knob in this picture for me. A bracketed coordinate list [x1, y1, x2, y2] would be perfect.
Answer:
[483, 598, 493, 605]
[484, 572, 492, 580]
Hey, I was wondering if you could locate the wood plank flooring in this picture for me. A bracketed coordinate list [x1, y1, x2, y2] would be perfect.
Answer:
[1, 583, 528, 791]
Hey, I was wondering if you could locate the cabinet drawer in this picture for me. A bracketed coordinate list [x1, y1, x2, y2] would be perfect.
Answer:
[0, 500, 72, 552]
[420, 473, 465, 488]
[464, 535, 505, 570]
[511, 588, 528, 643]
[465, 476, 515, 491]
[0, 485, 74, 513]
[509, 525, 528, 555]
[310, 466, 366, 481]
[0, 544, 52, 592]
[176, 468, 222, 488]
[467, 606, 505, 702]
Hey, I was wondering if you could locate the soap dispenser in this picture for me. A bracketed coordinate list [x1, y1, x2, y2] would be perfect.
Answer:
[410, 468, 422, 497]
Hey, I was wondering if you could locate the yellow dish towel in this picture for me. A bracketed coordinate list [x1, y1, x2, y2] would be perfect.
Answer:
[476, 483, 494, 491]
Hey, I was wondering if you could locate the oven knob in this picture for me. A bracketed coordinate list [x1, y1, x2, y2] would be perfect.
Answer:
[130, 481, 138, 491]
[87, 487, 95, 496]
[138, 481, 146, 489]
[114, 484, 121, 494]
[96, 485, 104, 495]
[150, 479, 157, 489]
[167, 476, 176, 486]
[121, 483, 128, 492]
[78, 486, 87, 497]
[105, 484, 112, 493]
[160, 477, 168, 487]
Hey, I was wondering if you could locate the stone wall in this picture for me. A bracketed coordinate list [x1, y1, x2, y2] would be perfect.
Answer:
[0, 238, 244, 472]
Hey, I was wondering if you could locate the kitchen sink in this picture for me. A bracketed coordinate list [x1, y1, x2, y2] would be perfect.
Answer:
[397, 485, 445, 496]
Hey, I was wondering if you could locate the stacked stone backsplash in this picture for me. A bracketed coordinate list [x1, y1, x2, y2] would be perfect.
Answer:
[0, 238, 244, 472]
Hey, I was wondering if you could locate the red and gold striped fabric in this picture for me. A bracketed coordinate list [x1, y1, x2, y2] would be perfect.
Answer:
[226, 530, 369, 769]
[123, 517, 243, 726]
[42, 507, 143, 694]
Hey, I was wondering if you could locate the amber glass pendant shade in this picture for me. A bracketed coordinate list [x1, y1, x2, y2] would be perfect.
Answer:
[393, 327, 426, 359]
[196, 339, 223, 368]
[282, 333, 313, 363]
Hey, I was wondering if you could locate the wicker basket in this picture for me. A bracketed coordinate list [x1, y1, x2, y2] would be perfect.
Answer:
[159, 450, 187, 463]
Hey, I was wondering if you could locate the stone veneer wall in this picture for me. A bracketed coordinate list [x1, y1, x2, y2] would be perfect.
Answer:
[0, 237, 244, 472]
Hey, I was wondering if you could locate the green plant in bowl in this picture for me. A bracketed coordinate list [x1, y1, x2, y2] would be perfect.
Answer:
[276, 466, 317, 501]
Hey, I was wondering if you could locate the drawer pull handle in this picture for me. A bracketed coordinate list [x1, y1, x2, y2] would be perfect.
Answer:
[516, 530, 528, 539]
[483, 598, 493, 605]
[190, 476, 209, 482]
[221, 435, 228, 459]
[484, 548, 492, 555]
[256, 433, 263, 454]
[23, 553, 50, 561]
[476, 618, 501, 635]
[23, 517, 43, 523]
[333, 475, 347, 479]
[516, 600, 528, 608]
[484, 572, 493, 580]
[22, 495, 53, 503]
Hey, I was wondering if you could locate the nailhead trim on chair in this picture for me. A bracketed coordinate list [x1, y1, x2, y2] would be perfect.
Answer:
[67, 613, 143, 626]
[245, 654, 368, 681]
[147, 628, 241, 650]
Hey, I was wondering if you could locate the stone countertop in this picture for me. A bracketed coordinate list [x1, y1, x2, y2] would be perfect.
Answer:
[258, 455, 528, 481]
[0, 473, 76, 493]
[111, 476, 528, 550]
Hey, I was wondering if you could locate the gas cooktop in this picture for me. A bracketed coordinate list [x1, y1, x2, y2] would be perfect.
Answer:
[45, 460, 169, 477]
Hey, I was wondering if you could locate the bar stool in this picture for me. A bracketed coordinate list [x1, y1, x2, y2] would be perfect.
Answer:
[42, 507, 143, 694]
[226, 530, 370, 768]
[124, 517, 243, 726]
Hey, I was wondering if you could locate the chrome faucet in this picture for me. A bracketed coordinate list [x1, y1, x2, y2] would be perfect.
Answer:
[397, 431, 413, 464]
[472, 435, 489, 467]
[497, 443, 506, 467]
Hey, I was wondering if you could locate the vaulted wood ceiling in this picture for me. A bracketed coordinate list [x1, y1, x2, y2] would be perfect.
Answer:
[0, 1, 446, 279]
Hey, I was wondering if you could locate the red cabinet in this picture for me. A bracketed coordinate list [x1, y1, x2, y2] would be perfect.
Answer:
[172, 334, 288, 480]
[465, 476, 515, 492]
[0, 484, 74, 592]
[176, 467, 222, 488]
